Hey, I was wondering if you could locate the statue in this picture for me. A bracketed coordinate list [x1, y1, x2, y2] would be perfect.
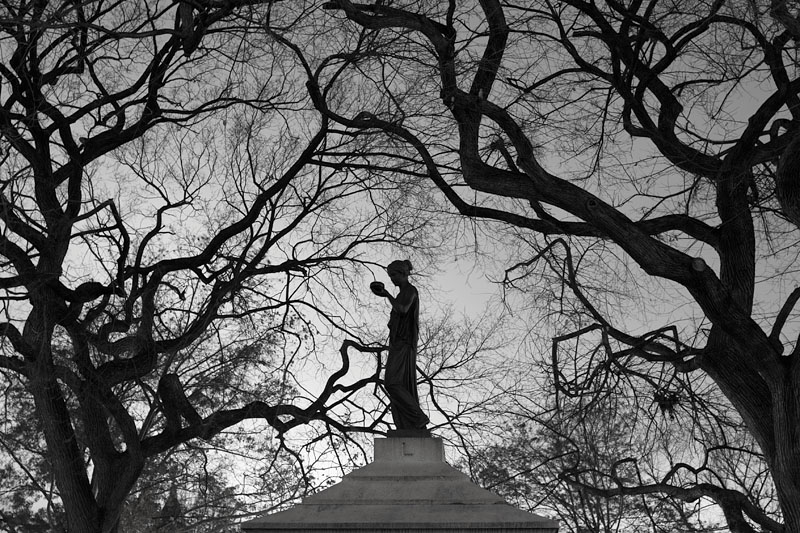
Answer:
[370, 260, 430, 433]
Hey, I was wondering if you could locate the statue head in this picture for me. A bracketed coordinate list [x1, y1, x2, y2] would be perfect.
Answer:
[387, 259, 413, 286]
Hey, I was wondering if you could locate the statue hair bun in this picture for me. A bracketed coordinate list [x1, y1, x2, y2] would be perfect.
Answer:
[388, 259, 413, 275]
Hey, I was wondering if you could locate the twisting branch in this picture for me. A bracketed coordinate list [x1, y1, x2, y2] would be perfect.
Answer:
[158, 373, 203, 434]
[142, 340, 385, 457]
[560, 471, 784, 533]
[770, 287, 800, 354]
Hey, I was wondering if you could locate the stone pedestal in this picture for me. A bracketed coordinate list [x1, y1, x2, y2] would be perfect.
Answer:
[241, 437, 558, 532]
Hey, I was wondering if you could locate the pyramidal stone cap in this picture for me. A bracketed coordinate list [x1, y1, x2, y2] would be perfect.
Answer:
[241, 437, 559, 532]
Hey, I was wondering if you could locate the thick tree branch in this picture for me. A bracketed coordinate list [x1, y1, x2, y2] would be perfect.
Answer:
[142, 340, 383, 456]
[561, 473, 784, 533]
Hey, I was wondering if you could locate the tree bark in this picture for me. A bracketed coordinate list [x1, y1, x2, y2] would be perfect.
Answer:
[771, 368, 800, 532]
[29, 363, 99, 532]
[25, 295, 100, 532]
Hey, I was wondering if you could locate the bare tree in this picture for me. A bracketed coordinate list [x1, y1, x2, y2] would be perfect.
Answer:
[466, 414, 719, 533]
[307, 0, 800, 531]
[0, 2, 428, 532]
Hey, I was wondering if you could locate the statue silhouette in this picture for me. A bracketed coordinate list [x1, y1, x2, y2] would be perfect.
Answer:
[371, 260, 429, 432]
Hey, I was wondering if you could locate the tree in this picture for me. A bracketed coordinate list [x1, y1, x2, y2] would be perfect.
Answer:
[0, 334, 311, 533]
[0, 2, 426, 532]
[9, 1, 800, 531]
[466, 416, 718, 533]
[0, 382, 66, 533]
[301, 0, 800, 531]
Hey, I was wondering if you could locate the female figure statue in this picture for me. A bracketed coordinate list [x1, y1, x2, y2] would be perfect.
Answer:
[370, 260, 429, 431]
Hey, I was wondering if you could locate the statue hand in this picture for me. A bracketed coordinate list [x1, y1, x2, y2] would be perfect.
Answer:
[370, 281, 388, 297]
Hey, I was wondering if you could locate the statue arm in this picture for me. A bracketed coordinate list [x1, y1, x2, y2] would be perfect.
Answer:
[386, 286, 417, 314]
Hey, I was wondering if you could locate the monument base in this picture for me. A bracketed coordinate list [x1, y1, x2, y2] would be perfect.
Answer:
[386, 428, 431, 438]
[241, 437, 559, 532]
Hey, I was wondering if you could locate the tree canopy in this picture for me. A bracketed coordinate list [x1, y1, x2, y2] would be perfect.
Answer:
[3, 1, 800, 532]
[309, 0, 800, 531]
[0, 1, 419, 531]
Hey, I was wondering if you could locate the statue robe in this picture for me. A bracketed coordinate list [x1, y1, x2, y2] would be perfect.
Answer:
[385, 284, 429, 430]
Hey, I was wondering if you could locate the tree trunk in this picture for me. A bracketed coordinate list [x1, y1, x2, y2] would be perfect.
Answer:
[26, 302, 101, 533]
[30, 372, 100, 533]
[773, 472, 800, 533]
[701, 330, 800, 532]
[771, 368, 800, 533]
[776, 124, 800, 230]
